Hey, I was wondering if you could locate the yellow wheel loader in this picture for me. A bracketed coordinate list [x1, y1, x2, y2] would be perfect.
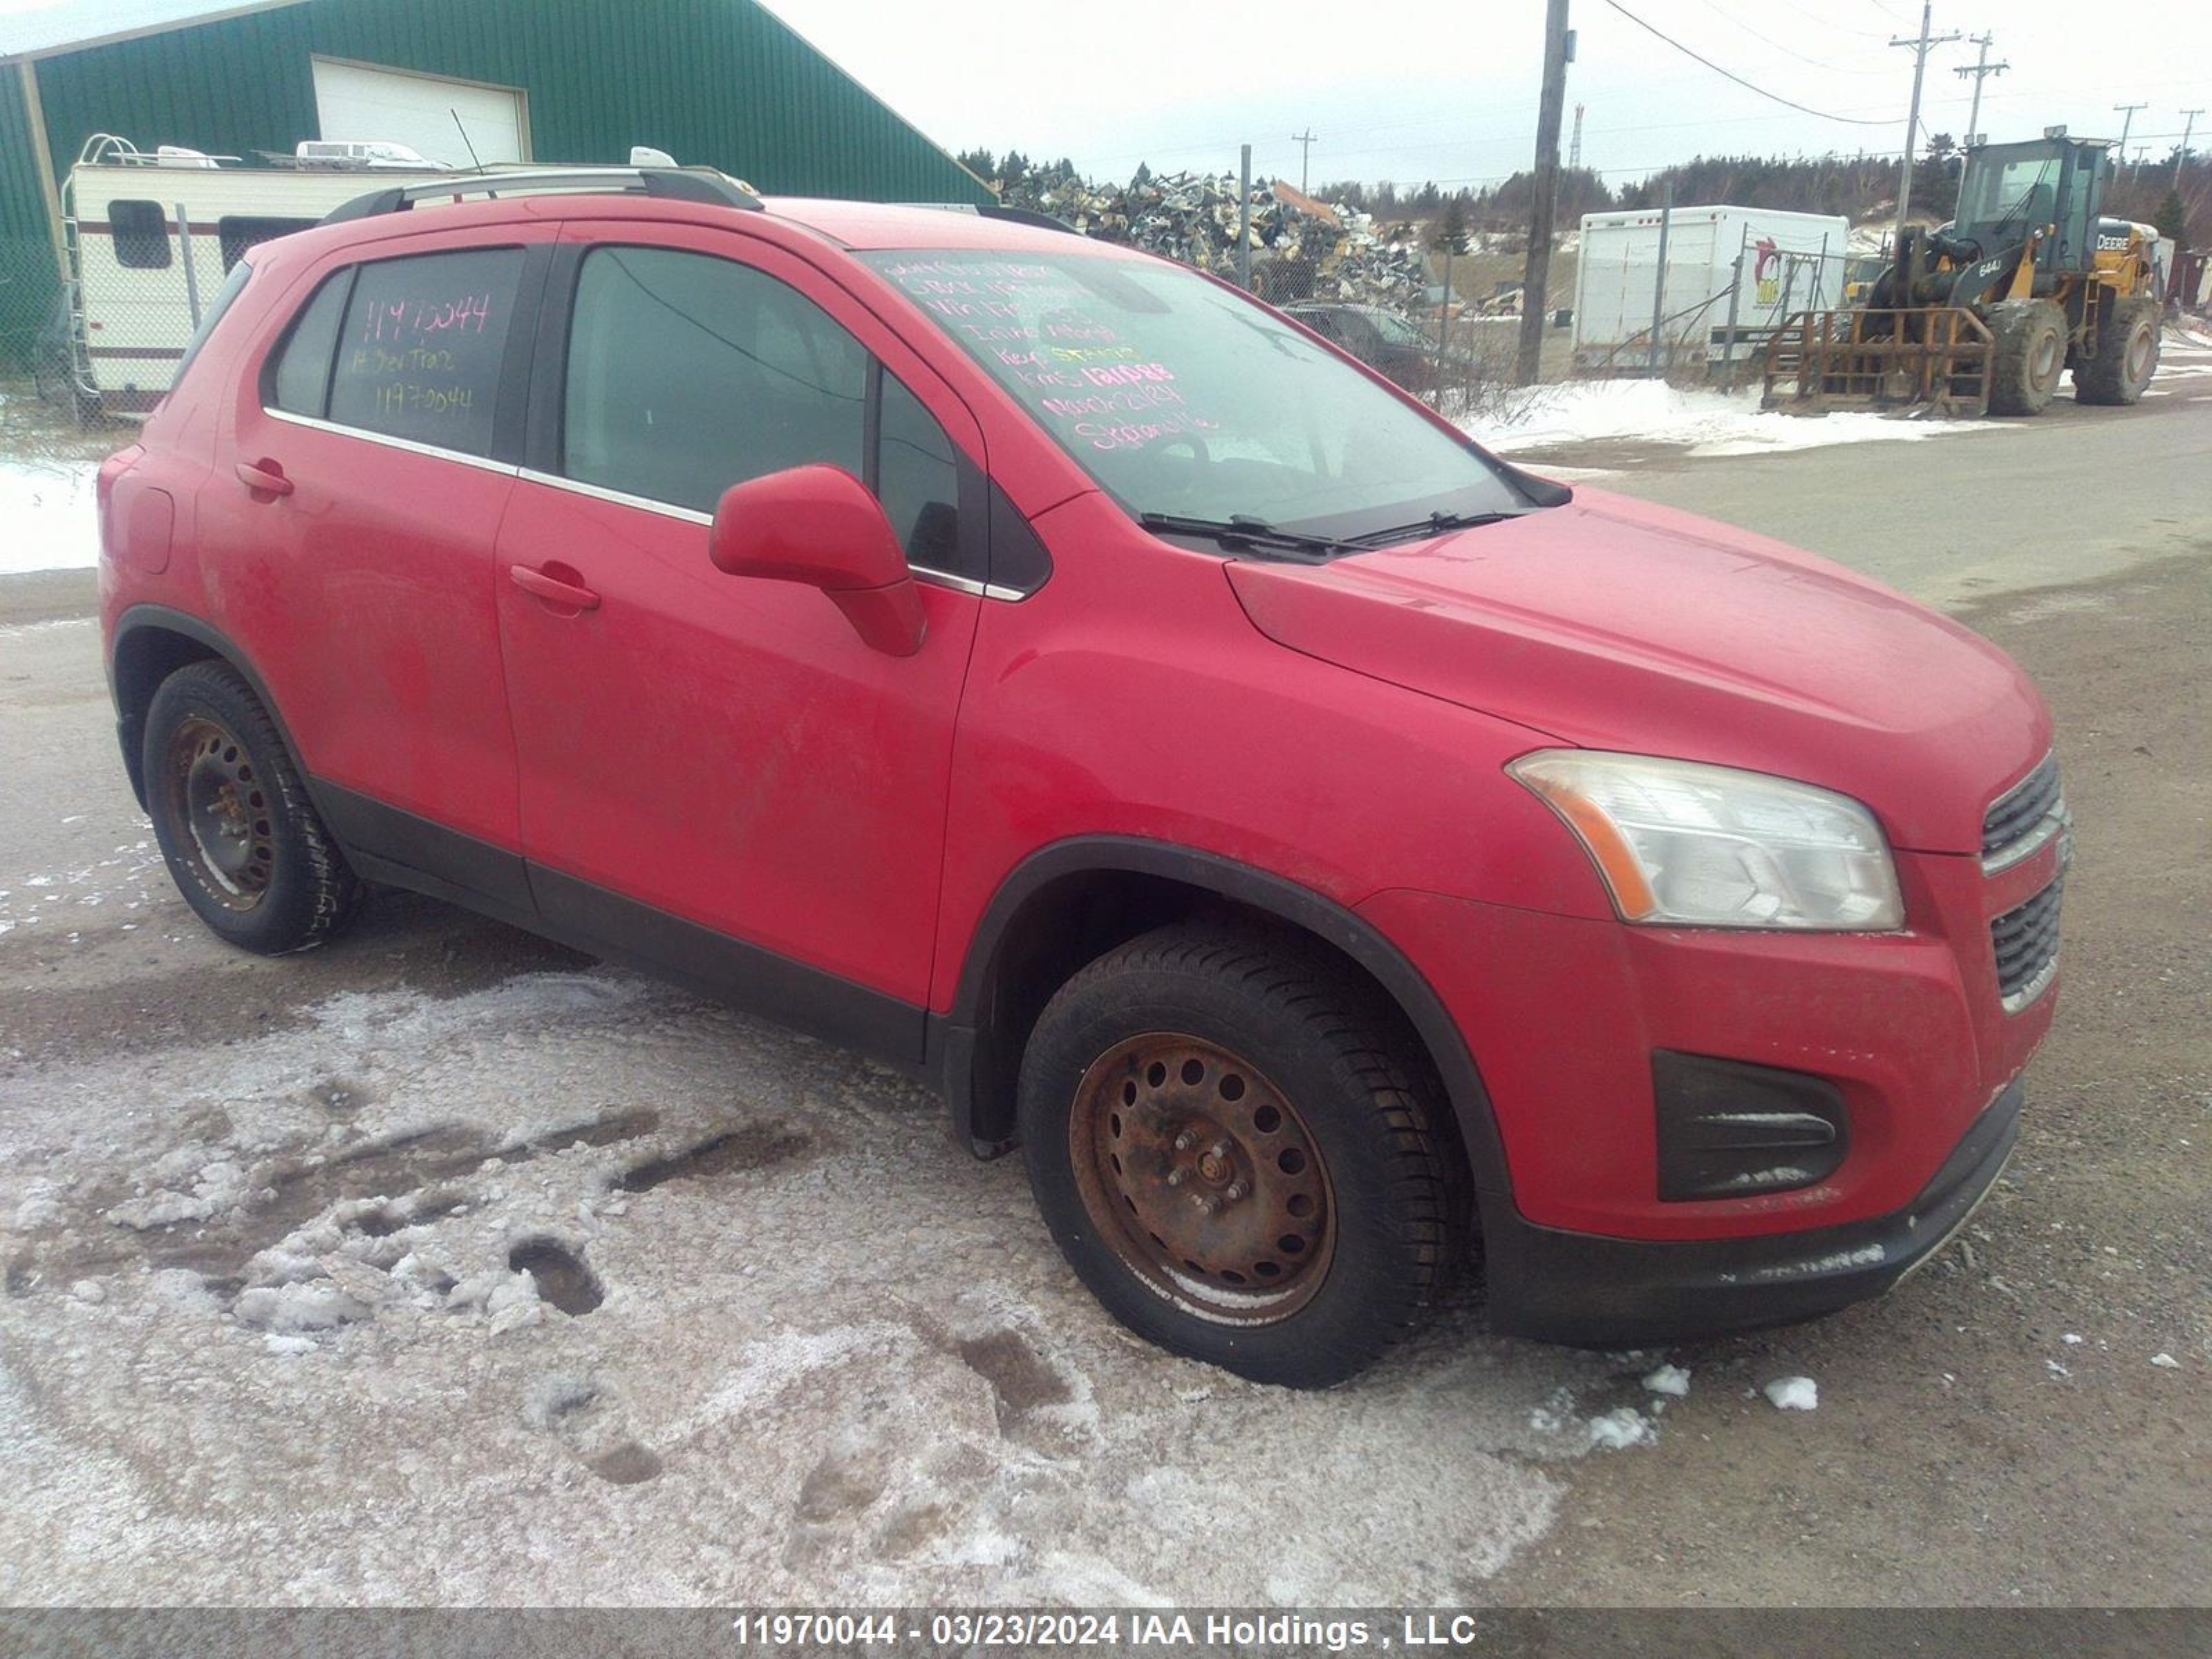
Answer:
[1764, 132, 2162, 417]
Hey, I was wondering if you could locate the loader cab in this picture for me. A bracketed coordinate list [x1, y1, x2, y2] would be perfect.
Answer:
[1955, 135, 2110, 279]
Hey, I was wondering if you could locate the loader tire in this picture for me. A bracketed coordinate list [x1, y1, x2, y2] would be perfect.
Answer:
[2074, 295, 2159, 405]
[1987, 299, 2067, 416]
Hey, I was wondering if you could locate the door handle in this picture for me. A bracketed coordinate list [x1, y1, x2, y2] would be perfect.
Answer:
[508, 563, 601, 611]
[234, 459, 293, 497]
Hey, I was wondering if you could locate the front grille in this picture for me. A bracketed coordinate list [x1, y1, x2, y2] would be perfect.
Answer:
[1982, 754, 2063, 870]
[1991, 877, 2062, 1012]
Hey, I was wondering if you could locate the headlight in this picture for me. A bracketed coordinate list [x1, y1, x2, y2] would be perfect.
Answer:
[1508, 750, 1904, 930]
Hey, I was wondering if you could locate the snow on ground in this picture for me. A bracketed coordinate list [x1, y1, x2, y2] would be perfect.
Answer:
[0, 455, 99, 576]
[1642, 1363, 1691, 1398]
[1467, 377, 2000, 460]
[1764, 1376, 1820, 1412]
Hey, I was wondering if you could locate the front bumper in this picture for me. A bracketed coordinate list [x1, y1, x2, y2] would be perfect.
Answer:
[1479, 1079, 2021, 1346]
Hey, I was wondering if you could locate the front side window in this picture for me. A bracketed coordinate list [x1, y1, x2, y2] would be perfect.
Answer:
[563, 246, 866, 514]
[108, 200, 171, 270]
[325, 247, 523, 456]
[561, 245, 967, 570]
[876, 371, 959, 568]
[862, 249, 1528, 538]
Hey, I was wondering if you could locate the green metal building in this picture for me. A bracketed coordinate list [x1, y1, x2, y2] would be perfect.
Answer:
[0, 0, 990, 365]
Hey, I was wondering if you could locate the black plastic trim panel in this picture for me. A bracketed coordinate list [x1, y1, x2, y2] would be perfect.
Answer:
[1482, 1080, 2023, 1346]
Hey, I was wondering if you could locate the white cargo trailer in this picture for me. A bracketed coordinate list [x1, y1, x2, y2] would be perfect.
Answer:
[1571, 205, 1849, 375]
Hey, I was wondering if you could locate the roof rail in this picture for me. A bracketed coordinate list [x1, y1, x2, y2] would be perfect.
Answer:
[915, 202, 1080, 236]
[320, 165, 764, 225]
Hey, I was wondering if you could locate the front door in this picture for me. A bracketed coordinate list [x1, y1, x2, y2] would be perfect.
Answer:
[493, 225, 987, 1055]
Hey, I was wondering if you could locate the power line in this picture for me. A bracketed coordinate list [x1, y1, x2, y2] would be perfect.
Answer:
[1594, 0, 1894, 124]
[1682, 0, 1898, 74]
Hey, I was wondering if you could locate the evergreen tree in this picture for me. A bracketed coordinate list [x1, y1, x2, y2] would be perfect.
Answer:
[2154, 189, 2188, 243]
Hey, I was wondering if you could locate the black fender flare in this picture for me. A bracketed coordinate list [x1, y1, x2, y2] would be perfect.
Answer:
[110, 604, 308, 808]
[932, 835, 1515, 1201]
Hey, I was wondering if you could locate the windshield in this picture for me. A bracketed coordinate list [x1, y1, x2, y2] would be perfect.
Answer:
[1368, 310, 1435, 348]
[1958, 151, 2059, 234]
[860, 250, 1527, 536]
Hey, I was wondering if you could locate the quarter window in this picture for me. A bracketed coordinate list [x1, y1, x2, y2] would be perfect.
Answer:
[324, 248, 523, 456]
[108, 200, 171, 270]
[265, 271, 352, 418]
[218, 215, 317, 272]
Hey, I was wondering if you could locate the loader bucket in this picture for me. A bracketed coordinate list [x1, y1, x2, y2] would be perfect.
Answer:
[1761, 307, 1994, 418]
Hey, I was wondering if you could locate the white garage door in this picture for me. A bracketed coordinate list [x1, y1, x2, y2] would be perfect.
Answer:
[312, 59, 527, 169]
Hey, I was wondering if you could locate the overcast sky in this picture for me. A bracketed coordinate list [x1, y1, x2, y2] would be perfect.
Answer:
[2, 0, 2204, 193]
[757, 0, 2212, 192]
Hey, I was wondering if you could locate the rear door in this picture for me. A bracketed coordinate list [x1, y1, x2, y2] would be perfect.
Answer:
[491, 223, 988, 1052]
[203, 225, 551, 882]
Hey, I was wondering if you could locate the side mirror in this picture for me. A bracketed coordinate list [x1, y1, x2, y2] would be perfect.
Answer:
[709, 465, 926, 657]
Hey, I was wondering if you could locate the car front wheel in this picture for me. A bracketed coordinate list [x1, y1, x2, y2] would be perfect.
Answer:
[1018, 924, 1461, 1387]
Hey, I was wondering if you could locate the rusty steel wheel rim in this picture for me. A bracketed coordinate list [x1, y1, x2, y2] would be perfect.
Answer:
[1068, 1033, 1334, 1324]
[161, 714, 274, 912]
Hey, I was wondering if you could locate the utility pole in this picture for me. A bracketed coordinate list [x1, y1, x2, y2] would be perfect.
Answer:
[2180, 109, 2204, 189]
[1289, 129, 1318, 195]
[1237, 143, 1253, 290]
[1569, 103, 1585, 170]
[1516, 0, 1572, 386]
[1889, 0, 1961, 245]
[1647, 180, 1673, 378]
[1952, 32, 2007, 147]
[2112, 102, 2148, 167]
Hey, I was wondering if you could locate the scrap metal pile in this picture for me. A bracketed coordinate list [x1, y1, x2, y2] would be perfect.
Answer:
[1001, 169, 1432, 310]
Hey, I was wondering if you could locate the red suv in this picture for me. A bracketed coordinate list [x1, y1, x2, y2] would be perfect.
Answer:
[96, 166, 2066, 1386]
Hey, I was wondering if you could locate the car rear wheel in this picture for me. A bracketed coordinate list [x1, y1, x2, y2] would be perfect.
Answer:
[143, 661, 363, 955]
[1018, 923, 1460, 1387]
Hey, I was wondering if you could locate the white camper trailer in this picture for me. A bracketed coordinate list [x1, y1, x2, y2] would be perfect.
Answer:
[1571, 205, 1849, 376]
[58, 135, 453, 417]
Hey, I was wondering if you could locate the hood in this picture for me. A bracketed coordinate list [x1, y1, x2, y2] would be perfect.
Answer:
[1226, 487, 2047, 854]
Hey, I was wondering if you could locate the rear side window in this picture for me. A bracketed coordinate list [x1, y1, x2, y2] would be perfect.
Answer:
[324, 248, 523, 456]
[265, 272, 353, 418]
[108, 199, 171, 269]
[218, 215, 317, 272]
[562, 245, 867, 514]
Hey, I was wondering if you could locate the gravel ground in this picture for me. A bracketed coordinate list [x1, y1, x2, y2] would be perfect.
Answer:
[0, 383, 2206, 1608]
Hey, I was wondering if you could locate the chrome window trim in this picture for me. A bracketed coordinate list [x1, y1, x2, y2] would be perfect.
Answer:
[265, 408, 518, 476]
[514, 467, 1028, 601]
[517, 467, 711, 526]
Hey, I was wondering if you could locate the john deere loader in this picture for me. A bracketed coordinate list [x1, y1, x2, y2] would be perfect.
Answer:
[1764, 131, 2163, 417]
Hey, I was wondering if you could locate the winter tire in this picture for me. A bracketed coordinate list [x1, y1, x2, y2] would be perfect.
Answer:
[143, 660, 364, 954]
[1018, 923, 1460, 1387]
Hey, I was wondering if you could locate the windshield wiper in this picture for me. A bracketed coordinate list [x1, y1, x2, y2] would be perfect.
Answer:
[1343, 509, 1527, 548]
[1138, 512, 1347, 562]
